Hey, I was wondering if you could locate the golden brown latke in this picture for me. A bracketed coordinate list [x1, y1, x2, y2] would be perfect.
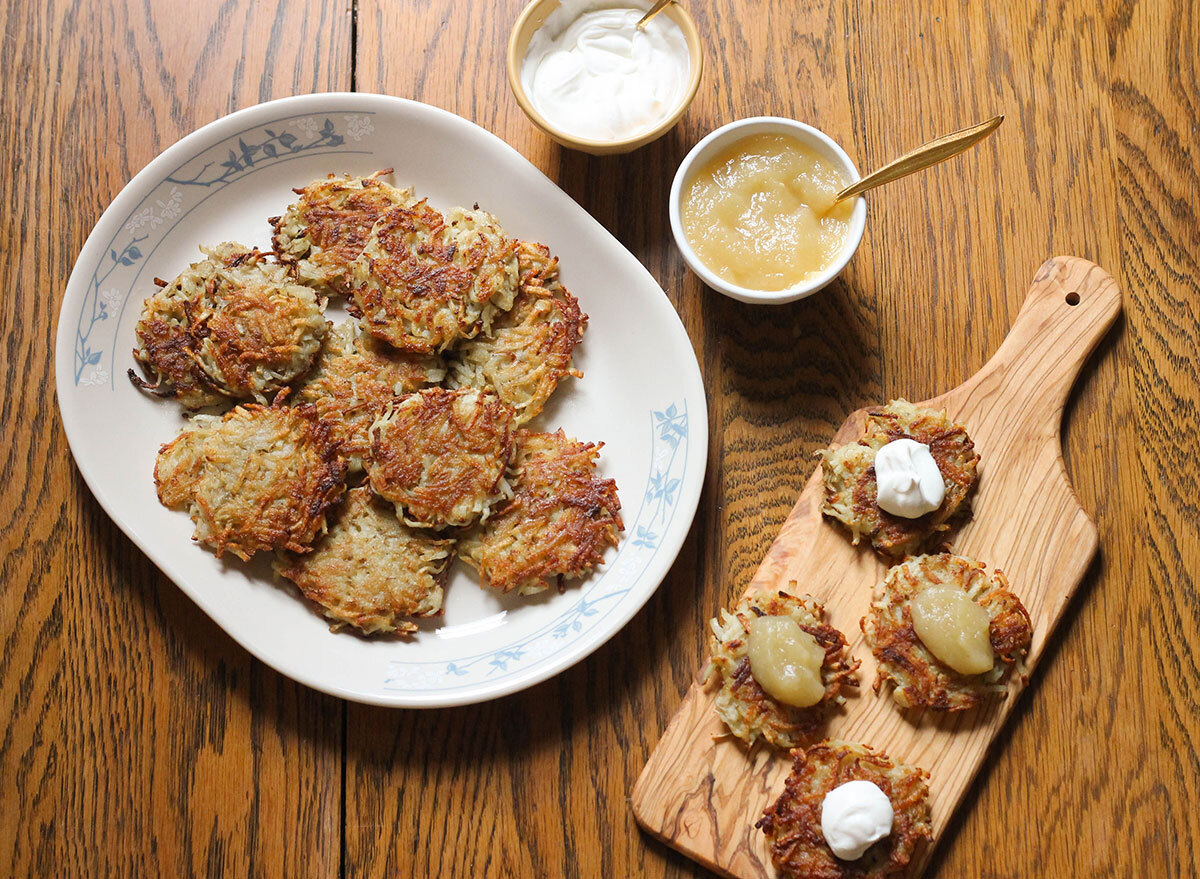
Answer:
[270, 170, 415, 296]
[274, 487, 453, 635]
[448, 241, 586, 425]
[154, 400, 346, 561]
[757, 740, 933, 879]
[130, 242, 327, 408]
[458, 429, 623, 595]
[445, 205, 519, 327]
[819, 399, 979, 557]
[294, 319, 444, 472]
[705, 589, 859, 749]
[862, 553, 1032, 711]
[366, 388, 516, 529]
[349, 200, 518, 352]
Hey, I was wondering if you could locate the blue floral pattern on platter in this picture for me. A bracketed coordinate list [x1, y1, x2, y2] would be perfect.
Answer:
[73, 113, 376, 388]
[383, 401, 690, 692]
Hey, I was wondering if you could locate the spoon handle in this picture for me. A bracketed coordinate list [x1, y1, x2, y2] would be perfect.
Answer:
[636, 0, 675, 30]
[834, 114, 1004, 203]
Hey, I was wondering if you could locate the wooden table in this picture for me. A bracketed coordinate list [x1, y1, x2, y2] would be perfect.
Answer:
[2, 1, 1195, 876]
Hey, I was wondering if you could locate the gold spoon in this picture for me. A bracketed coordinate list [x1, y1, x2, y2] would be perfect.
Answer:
[817, 114, 1004, 213]
[636, 0, 675, 30]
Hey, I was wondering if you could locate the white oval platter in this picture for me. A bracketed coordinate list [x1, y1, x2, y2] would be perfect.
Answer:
[55, 93, 707, 707]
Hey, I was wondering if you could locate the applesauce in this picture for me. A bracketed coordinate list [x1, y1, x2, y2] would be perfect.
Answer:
[910, 586, 994, 675]
[680, 132, 854, 291]
[746, 615, 826, 707]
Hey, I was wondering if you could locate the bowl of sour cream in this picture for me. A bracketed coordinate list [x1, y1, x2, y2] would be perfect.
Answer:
[508, 0, 703, 154]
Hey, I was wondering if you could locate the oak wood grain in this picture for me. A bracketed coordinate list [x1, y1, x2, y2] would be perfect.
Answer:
[1104, 2, 1200, 875]
[0, 1, 350, 876]
[3, 0, 1196, 877]
[631, 257, 1121, 878]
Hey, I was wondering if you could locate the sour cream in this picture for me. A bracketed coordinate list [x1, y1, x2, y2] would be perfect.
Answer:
[521, 1, 691, 141]
[874, 438, 945, 518]
[820, 780, 894, 860]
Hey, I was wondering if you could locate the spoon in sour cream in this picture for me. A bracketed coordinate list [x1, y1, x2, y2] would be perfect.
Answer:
[636, 0, 675, 30]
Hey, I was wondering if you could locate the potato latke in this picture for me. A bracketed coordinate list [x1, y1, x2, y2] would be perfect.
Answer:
[349, 200, 517, 352]
[270, 170, 415, 296]
[706, 589, 859, 749]
[155, 400, 346, 560]
[757, 740, 933, 879]
[448, 241, 586, 424]
[862, 553, 1032, 711]
[295, 319, 444, 472]
[131, 242, 327, 408]
[819, 399, 979, 557]
[458, 429, 622, 594]
[367, 388, 516, 529]
[274, 487, 453, 635]
[444, 205, 519, 329]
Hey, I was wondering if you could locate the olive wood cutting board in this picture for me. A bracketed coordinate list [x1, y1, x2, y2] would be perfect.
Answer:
[631, 256, 1121, 878]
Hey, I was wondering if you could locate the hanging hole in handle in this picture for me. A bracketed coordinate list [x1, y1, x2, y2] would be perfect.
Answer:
[1065, 291, 1080, 306]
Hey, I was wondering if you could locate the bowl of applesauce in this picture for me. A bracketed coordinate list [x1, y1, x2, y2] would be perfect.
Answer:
[670, 117, 867, 303]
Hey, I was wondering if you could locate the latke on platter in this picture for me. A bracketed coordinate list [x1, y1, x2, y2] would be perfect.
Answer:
[458, 429, 622, 594]
[444, 205, 519, 329]
[349, 200, 518, 352]
[862, 553, 1032, 711]
[270, 170, 415, 296]
[818, 399, 979, 557]
[448, 241, 586, 425]
[274, 487, 453, 635]
[155, 401, 346, 560]
[367, 388, 516, 529]
[757, 740, 933, 879]
[706, 590, 859, 749]
[294, 319, 444, 472]
[131, 242, 327, 408]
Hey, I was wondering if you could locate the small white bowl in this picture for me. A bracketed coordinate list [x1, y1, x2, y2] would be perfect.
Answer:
[669, 117, 867, 304]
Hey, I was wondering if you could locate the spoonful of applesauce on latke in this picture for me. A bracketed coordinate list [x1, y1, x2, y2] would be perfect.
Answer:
[810, 114, 1004, 215]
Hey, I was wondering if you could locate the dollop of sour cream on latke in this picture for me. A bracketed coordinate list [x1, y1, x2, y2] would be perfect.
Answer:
[874, 438, 945, 518]
[820, 780, 894, 860]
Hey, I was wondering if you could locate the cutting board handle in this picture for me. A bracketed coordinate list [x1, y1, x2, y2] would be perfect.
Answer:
[951, 256, 1121, 433]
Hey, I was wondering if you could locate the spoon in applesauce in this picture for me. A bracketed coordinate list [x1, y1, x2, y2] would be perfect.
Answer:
[810, 114, 1004, 215]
